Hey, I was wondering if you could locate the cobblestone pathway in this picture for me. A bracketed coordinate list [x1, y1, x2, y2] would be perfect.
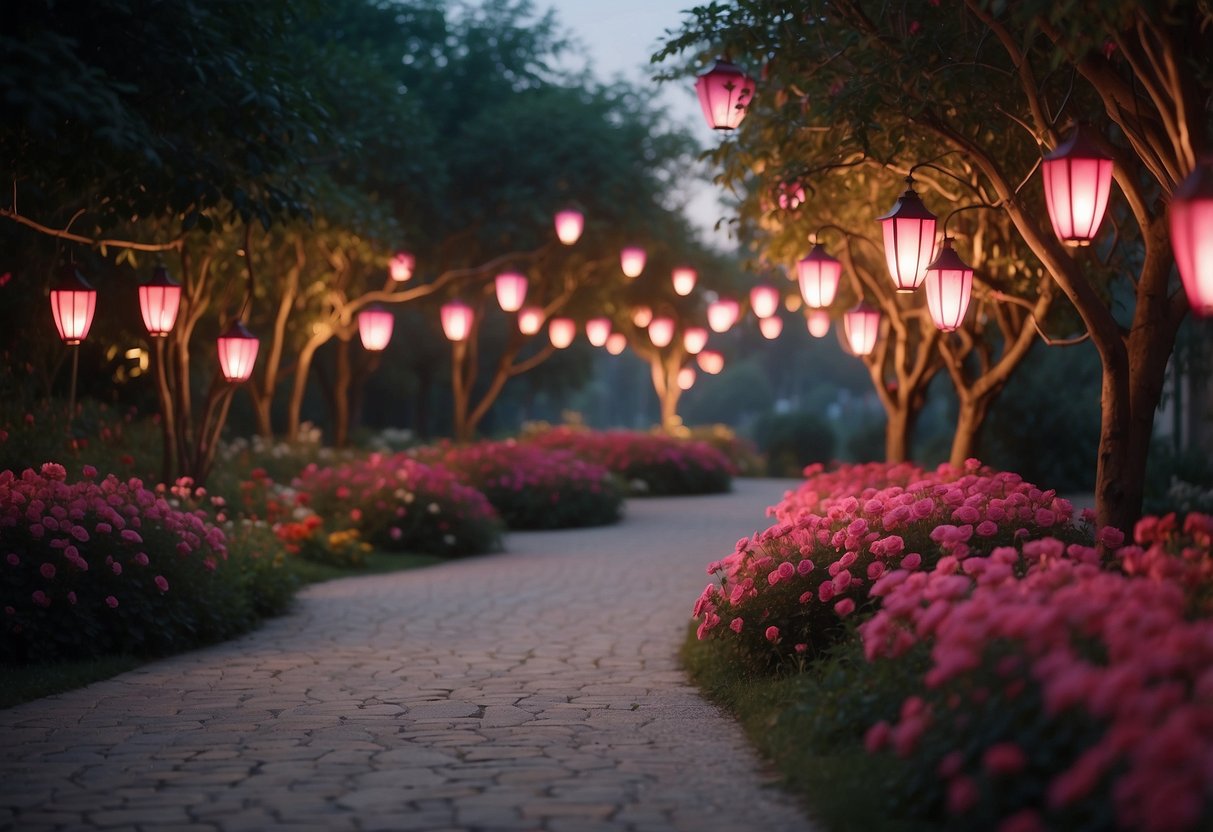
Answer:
[0, 479, 815, 832]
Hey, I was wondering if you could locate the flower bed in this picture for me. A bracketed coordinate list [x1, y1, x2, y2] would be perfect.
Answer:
[523, 427, 734, 496]
[410, 441, 623, 530]
[294, 453, 502, 556]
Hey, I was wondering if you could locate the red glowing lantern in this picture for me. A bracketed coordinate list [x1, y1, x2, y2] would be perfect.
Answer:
[750, 284, 780, 318]
[1171, 162, 1213, 316]
[605, 332, 627, 355]
[518, 306, 545, 335]
[621, 246, 647, 278]
[389, 251, 415, 282]
[648, 317, 675, 348]
[217, 321, 260, 382]
[495, 272, 528, 313]
[138, 264, 181, 337]
[707, 298, 740, 333]
[1042, 127, 1114, 247]
[585, 317, 612, 347]
[796, 244, 841, 309]
[632, 305, 653, 328]
[776, 181, 806, 211]
[923, 238, 974, 332]
[695, 58, 755, 131]
[697, 349, 725, 374]
[50, 265, 97, 345]
[878, 180, 937, 292]
[357, 305, 394, 351]
[549, 317, 576, 349]
[672, 266, 697, 296]
[677, 367, 696, 390]
[843, 302, 881, 356]
[759, 315, 783, 339]
[441, 300, 474, 342]
[683, 326, 709, 354]
[806, 309, 831, 338]
[554, 207, 584, 245]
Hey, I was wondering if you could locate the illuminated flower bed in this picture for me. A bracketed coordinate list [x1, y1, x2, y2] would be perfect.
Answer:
[410, 441, 623, 530]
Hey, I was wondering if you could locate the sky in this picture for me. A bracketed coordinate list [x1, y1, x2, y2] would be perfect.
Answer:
[541, 0, 734, 250]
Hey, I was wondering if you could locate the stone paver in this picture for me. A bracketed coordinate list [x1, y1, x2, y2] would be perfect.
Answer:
[0, 479, 815, 831]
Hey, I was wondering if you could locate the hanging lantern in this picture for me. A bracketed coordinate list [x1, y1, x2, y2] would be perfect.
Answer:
[495, 272, 528, 312]
[707, 298, 740, 333]
[389, 251, 415, 282]
[672, 266, 697, 296]
[923, 238, 974, 332]
[1042, 127, 1114, 247]
[605, 332, 628, 355]
[648, 316, 675, 348]
[49, 265, 97, 345]
[796, 243, 841, 308]
[759, 315, 783, 339]
[697, 349, 725, 374]
[806, 309, 831, 338]
[694, 58, 755, 131]
[585, 317, 612, 346]
[138, 264, 181, 337]
[357, 306, 395, 351]
[441, 300, 474, 342]
[878, 180, 937, 292]
[750, 284, 780, 318]
[683, 326, 709, 354]
[1171, 162, 1213, 316]
[632, 305, 653, 328]
[843, 302, 881, 356]
[217, 321, 260, 382]
[776, 181, 806, 211]
[518, 306, 545, 335]
[677, 367, 696, 390]
[621, 246, 647, 278]
[554, 207, 585, 245]
[549, 317, 576, 349]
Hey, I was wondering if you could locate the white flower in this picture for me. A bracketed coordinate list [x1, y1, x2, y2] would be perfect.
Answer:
[443, 534, 456, 545]
[427, 502, 441, 514]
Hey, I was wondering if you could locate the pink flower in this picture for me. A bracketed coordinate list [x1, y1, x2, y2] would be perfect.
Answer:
[864, 721, 891, 753]
[39, 563, 55, 579]
[82, 465, 97, 479]
[946, 776, 978, 815]
[32, 590, 50, 608]
[983, 742, 1027, 776]
[835, 598, 856, 617]
[40, 462, 67, 481]
[154, 575, 169, 593]
[134, 552, 149, 566]
[765, 625, 780, 643]
[729, 617, 743, 633]
[900, 552, 922, 570]
[105, 595, 119, 608]
[119, 529, 143, 544]
[1097, 526, 1125, 548]
[6, 553, 19, 567]
[111, 562, 122, 575]
[797, 559, 814, 576]
[976, 520, 999, 537]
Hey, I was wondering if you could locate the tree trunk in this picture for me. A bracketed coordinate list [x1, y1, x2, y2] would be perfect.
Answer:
[286, 332, 326, 442]
[949, 396, 989, 469]
[332, 337, 352, 449]
[451, 340, 472, 443]
[885, 405, 911, 463]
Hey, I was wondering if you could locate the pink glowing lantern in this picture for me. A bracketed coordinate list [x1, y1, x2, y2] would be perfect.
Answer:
[620, 246, 647, 278]
[632, 305, 653, 328]
[357, 305, 394, 351]
[50, 265, 97, 345]
[923, 238, 974, 332]
[138, 264, 181, 337]
[843, 302, 881, 356]
[878, 180, 937, 292]
[697, 349, 725, 375]
[648, 316, 675, 348]
[554, 207, 585, 245]
[672, 266, 698, 296]
[389, 251, 415, 282]
[796, 243, 841, 308]
[440, 300, 474, 342]
[549, 317, 576, 349]
[776, 181, 806, 210]
[494, 271, 528, 312]
[585, 317, 612, 347]
[695, 58, 755, 131]
[806, 309, 831, 338]
[518, 306, 545, 335]
[750, 284, 780, 318]
[1171, 161, 1213, 316]
[1042, 127, 1114, 247]
[707, 298, 740, 333]
[605, 332, 628, 355]
[677, 367, 696, 390]
[683, 326, 709, 354]
[217, 321, 260, 382]
[758, 315, 783, 339]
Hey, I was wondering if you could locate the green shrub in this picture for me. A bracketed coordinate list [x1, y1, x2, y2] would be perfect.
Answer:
[751, 410, 836, 476]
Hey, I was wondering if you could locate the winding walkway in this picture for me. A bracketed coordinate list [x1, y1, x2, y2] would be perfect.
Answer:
[0, 479, 815, 832]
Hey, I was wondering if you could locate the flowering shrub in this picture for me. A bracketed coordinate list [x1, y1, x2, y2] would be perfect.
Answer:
[294, 453, 502, 556]
[1, 464, 272, 663]
[860, 514, 1213, 832]
[410, 441, 622, 530]
[0, 400, 161, 483]
[692, 461, 1080, 670]
[523, 427, 733, 496]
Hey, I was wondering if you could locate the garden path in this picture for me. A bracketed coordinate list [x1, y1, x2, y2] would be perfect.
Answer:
[0, 479, 817, 832]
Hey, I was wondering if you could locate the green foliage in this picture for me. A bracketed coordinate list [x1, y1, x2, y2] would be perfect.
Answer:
[752, 410, 836, 476]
